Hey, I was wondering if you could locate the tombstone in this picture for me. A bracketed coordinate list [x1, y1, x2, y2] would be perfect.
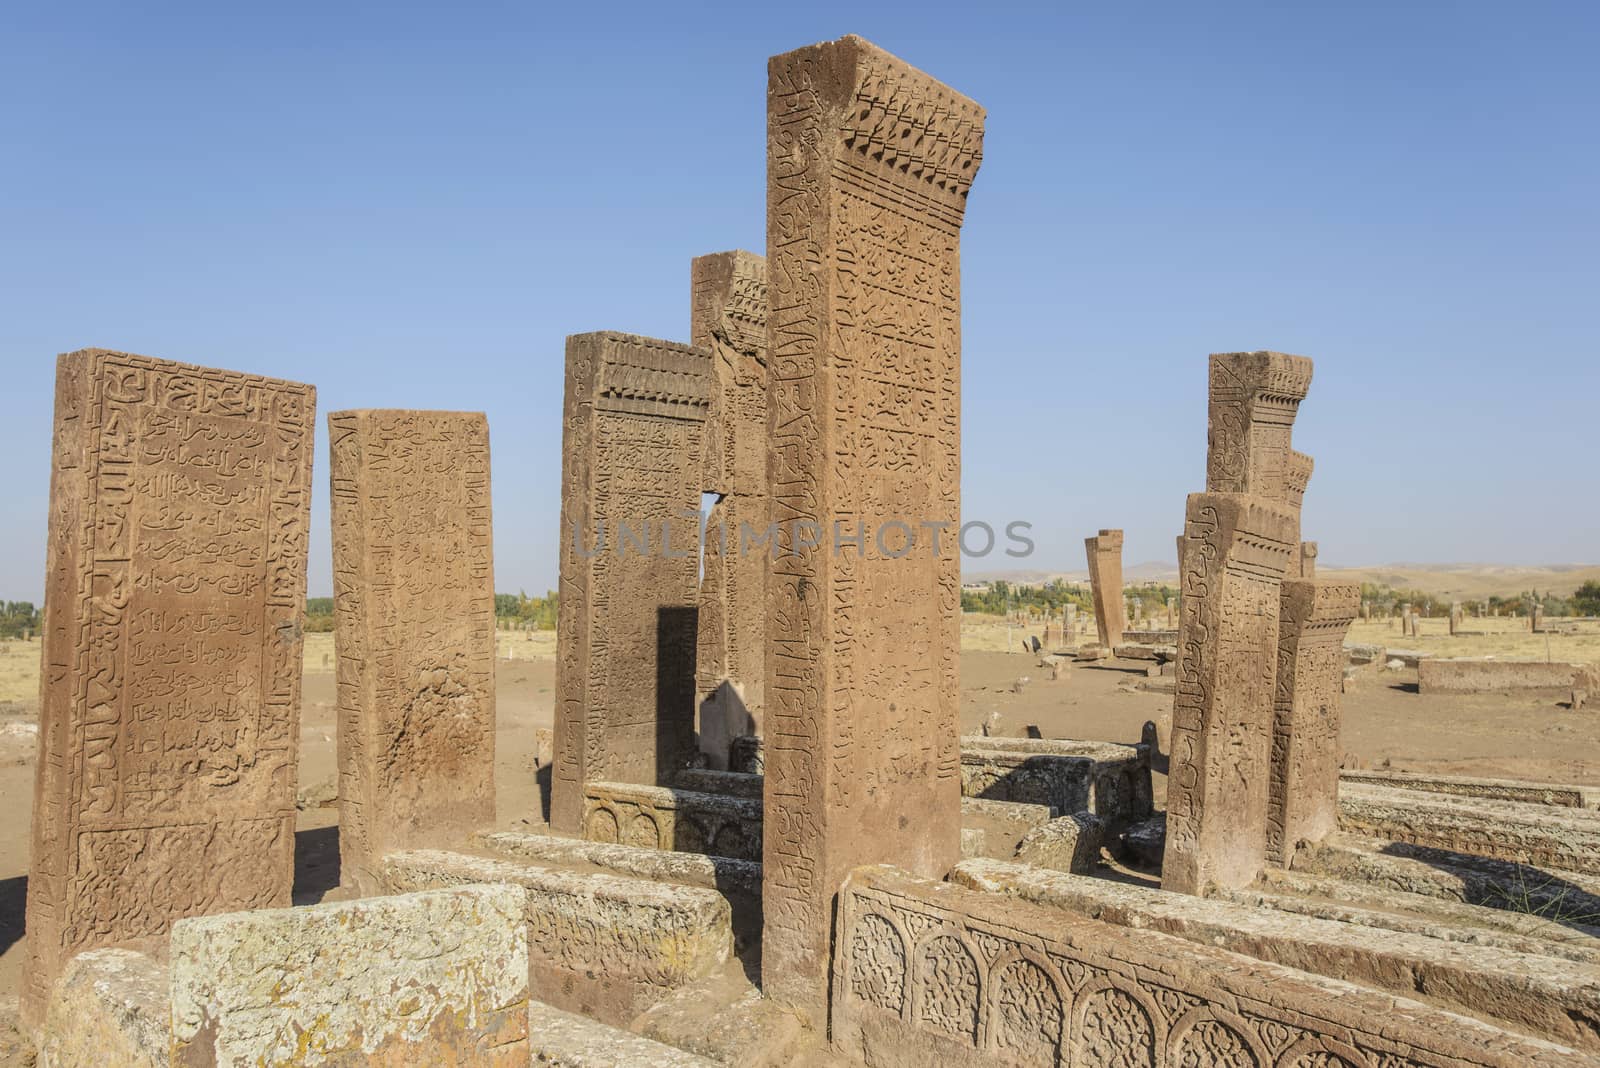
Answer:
[1084, 529, 1126, 647]
[1449, 601, 1463, 636]
[551, 332, 710, 834]
[1266, 580, 1360, 866]
[1533, 602, 1545, 633]
[1164, 350, 1311, 896]
[761, 34, 983, 1026]
[1064, 602, 1077, 641]
[23, 349, 314, 1024]
[1166, 596, 1176, 628]
[692, 250, 769, 770]
[1298, 539, 1318, 579]
[1030, 635, 1041, 654]
[328, 410, 497, 894]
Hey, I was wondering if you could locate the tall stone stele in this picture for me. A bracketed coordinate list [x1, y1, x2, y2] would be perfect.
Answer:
[24, 349, 314, 1024]
[552, 332, 710, 833]
[692, 250, 770, 770]
[1164, 351, 1309, 895]
[762, 34, 983, 1025]
[1084, 529, 1126, 646]
[329, 410, 497, 894]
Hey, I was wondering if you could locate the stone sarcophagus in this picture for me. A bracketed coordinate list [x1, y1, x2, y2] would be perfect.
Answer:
[832, 865, 1590, 1067]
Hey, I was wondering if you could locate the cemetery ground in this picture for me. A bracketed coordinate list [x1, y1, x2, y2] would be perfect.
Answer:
[1, 615, 1597, 1017]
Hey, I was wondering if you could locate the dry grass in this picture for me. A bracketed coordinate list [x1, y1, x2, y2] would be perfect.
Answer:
[0, 638, 37, 706]
[1347, 616, 1600, 666]
[1319, 563, 1600, 601]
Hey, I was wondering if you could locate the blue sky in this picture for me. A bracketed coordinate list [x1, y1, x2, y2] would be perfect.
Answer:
[1, 1, 1595, 599]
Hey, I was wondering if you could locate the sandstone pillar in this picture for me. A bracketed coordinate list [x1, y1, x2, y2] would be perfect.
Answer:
[762, 34, 983, 1025]
[552, 332, 710, 833]
[1164, 350, 1311, 895]
[329, 410, 497, 894]
[1266, 579, 1360, 865]
[1084, 529, 1126, 647]
[692, 251, 769, 770]
[24, 349, 314, 1023]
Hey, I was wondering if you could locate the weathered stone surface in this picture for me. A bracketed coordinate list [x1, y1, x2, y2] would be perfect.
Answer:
[728, 733, 763, 775]
[329, 410, 496, 894]
[1339, 768, 1600, 809]
[585, 781, 763, 861]
[692, 251, 768, 770]
[1084, 529, 1126, 647]
[836, 865, 1590, 1067]
[959, 827, 986, 858]
[1296, 835, 1600, 928]
[1267, 579, 1360, 865]
[472, 829, 763, 897]
[1164, 491, 1298, 894]
[36, 948, 167, 1068]
[1418, 658, 1585, 693]
[762, 34, 983, 1025]
[1226, 869, 1600, 963]
[25, 349, 314, 1024]
[170, 884, 528, 1067]
[673, 767, 764, 799]
[552, 331, 711, 833]
[1338, 782, 1600, 875]
[1013, 812, 1104, 874]
[526, 1001, 719, 1067]
[952, 857, 1600, 1053]
[381, 850, 731, 1025]
[1120, 814, 1167, 867]
[958, 745, 1151, 830]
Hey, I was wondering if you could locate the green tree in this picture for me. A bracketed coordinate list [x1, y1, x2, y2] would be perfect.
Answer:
[1571, 581, 1600, 617]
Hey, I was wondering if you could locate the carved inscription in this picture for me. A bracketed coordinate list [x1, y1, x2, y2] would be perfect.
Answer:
[24, 349, 312, 1023]
[330, 410, 496, 893]
[763, 35, 984, 1024]
[1265, 580, 1359, 865]
[552, 332, 710, 832]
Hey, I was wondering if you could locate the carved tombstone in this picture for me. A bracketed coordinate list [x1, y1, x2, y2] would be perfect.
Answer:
[552, 333, 710, 833]
[329, 410, 497, 893]
[762, 34, 983, 1025]
[1164, 350, 1310, 895]
[1267, 579, 1360, 865]
[692, 251, 769, 770]
[1298, 539, 1318, 579]
[1084, 529, 1126, 647]
[1449, 601, 1463, 636]
[24, 349, 314, 1023]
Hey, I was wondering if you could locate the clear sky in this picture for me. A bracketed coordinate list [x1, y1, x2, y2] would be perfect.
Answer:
[2, 0, 1595, 600]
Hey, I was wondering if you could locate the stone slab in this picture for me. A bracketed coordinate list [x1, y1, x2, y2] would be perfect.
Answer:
[170, 883, 528, 1066]
[552, 331, 711, 832]
[1013, 813, 1105, 874]
[952, 857, 1600, 1052]
[673, 768, 763, 800]
[381, 849, 731, 1025]
[1340, 769, 1600, 809]
[836, 865, 1590, 1067]
[584, 781, 762, 861]
[762, 33, 981, 1024]
[329, 409, 496, 894]
[25, 349, 315, 1025]
[471, 829, 762, 898]
[36, 948, 168, 1068]
[527, 1001, 718, 1067]
[1418, 659, 1584, 694]
[1339, 782, 1600, 875]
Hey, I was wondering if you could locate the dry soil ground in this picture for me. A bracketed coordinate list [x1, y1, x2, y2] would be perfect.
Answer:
[0, 618, 1596, 1009]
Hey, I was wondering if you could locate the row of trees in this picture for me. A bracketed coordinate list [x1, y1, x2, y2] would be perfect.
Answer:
[0, 601, 40, 639]
[1361, 581, 1600, 618]
[299, 590, 562, 633]
[960, 580, 1180, 618]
